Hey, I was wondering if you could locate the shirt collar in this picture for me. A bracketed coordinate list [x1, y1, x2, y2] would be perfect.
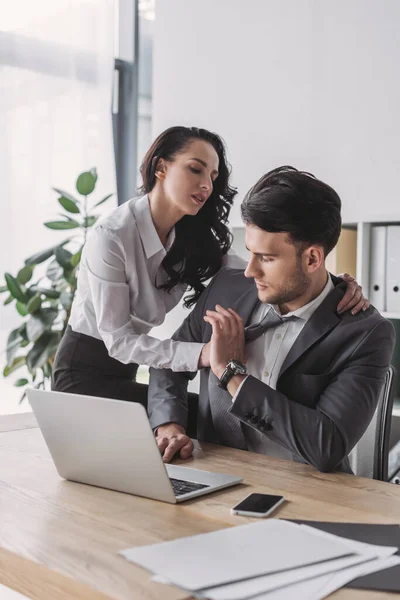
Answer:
[131, 195, 175, 258]
[270, 273, 334, 322]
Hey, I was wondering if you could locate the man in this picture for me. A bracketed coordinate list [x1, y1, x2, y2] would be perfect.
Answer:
[148, 166, 395, 473]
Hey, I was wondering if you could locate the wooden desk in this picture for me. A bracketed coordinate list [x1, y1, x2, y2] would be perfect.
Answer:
[0, 413, 399, 600]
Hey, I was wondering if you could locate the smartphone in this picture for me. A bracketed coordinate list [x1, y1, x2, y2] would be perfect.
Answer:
[230, 493, 285, 518]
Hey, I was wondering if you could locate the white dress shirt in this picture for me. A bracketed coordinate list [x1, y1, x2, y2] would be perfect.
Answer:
[232, 275, 334, 460]
[69, 195, 245, 372]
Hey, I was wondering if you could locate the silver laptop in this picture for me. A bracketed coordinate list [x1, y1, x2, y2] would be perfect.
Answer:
[27, 389, 243, 503]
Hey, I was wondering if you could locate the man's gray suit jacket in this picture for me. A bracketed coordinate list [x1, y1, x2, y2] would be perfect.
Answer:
[148, 268, 396, 473]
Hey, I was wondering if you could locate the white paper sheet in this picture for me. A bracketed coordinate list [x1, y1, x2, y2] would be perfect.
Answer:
[251, 556, 400, 600]
[120, 519, 371, 591]
[197, 556, 372, 600]
[153, 556, 400, 600]
[316, 555, 400, 600]
[196, 528, 397, 600]
[0, 584, 31, 600]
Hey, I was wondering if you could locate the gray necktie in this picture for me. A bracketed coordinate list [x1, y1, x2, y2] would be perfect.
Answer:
[210, 307, 297, 450]
[245, 307, 296, 342]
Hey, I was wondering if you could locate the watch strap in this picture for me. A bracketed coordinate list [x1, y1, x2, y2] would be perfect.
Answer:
[217, 364, 236, 390]
[217, 360, 247, 390]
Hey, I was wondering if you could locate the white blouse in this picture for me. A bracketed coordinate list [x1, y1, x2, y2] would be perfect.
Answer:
[69, 195, 246, 372]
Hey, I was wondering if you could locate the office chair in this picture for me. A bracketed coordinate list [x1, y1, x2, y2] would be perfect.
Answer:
[349, 365, 397, 480]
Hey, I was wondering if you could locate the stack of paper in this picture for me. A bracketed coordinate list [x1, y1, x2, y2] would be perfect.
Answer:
[120, 519, 400, 600]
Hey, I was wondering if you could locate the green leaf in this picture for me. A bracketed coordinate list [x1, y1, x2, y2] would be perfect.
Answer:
[19, 323, 28, 341]
[25, 239, 71, 266]
[27, 294, 42, 314]
[76, 171, 97, 196]
[83, 215, 98, 228]
[3, 294, 14, 306]
[63, 267, 77, 286]
[30, 286, 60, 299]
[26, 308, 58, 343]
[14, 378, 28, 387]
[53, 188, 80, 204]
[55, 246, 73, 268]
[16, 301, 28, 316]
[6, 328, 24, 366]
[44, 220, 80, 230]
[60, 290, 74, 310]
[42, 362, 52, 378]
[25, 247, 55, 266]
[46, 259, 64, 282]
[0, 285, 8, 293]
[26, 317, 47, 344]
[58, 196, 80, 214]
[40, 307, 59, 325]
[3, 356, 26, 377]
[27, 331, 61, 371]
[17, 266, 34, 285]
[70, 249, 82, 267]
[5, 273, 27, 302]
[94, 193, 113, 208]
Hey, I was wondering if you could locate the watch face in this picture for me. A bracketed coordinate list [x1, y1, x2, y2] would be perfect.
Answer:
[229, 359, 247, 375]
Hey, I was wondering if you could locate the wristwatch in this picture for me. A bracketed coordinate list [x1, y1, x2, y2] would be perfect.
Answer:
[217, 359, 247, 390]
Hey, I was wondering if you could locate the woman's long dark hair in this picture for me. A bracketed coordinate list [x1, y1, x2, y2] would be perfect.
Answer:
[139, 126, 237, 307]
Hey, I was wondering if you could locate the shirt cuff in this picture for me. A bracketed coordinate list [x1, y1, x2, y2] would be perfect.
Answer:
[231, 375, 249, 403]
[173, 341, 205, 372]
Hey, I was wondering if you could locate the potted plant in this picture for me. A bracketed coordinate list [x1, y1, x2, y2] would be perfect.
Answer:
[0, 168, 113, 399]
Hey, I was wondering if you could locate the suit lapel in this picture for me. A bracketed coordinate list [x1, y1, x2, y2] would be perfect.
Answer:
[279, 284, 344, 378]
[231, 283, 260, 325]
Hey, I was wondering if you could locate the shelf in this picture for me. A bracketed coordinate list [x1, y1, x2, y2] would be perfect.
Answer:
[343, 217, 400, 227]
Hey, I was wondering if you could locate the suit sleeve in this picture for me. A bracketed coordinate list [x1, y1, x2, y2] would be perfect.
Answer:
[147, 270, 222, 431]
[229, 319, 396, 472]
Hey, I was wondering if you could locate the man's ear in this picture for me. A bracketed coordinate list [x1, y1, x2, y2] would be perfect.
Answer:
[304, 246, 324, 272]
[154, 157, 167, 180]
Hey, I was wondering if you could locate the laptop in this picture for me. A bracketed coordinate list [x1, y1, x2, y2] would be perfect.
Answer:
[27, 389, 243, 503]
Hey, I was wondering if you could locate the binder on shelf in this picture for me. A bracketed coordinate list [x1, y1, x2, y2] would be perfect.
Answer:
[335, 228, 357, 277]
[386, 225, 400, 313]
[369, 226, 387, 312]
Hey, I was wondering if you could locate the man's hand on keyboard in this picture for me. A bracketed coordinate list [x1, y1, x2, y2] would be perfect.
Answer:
[155, 423, 194, 463]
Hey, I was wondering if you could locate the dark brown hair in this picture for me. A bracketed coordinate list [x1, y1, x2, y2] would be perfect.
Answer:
[241, 166, 342, 256]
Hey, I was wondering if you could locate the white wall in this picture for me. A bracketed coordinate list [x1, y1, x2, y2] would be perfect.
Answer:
[153, 0, 400, 226]
[150, 0, 400, 350]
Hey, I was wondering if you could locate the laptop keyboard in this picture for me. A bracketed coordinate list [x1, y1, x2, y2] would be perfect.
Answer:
[169, 477, 210, 497]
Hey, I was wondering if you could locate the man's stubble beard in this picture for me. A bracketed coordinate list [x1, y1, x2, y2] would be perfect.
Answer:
[259, 260, 310, 306]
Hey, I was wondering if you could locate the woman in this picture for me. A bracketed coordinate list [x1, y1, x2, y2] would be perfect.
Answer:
[52, 126, 367, 407]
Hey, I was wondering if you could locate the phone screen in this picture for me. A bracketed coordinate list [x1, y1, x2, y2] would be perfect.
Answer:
[233, 493, 284, 513]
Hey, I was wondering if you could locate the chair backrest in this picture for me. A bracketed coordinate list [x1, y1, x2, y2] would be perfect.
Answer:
[349, 365, 397, 480]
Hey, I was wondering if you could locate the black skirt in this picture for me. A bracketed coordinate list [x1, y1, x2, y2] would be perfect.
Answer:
[52, 325, 148, 407]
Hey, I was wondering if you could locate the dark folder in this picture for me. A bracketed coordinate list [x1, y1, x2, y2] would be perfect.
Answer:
[287, 520, 400, 592]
